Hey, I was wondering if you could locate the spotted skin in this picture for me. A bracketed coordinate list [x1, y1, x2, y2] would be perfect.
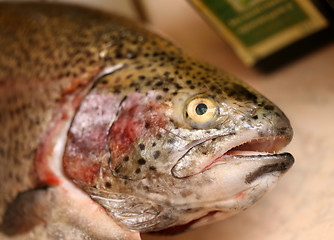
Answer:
[0, 2, 293, 239]
[0, 2, 176, 220]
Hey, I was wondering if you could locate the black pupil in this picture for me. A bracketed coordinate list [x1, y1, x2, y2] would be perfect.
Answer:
[195, 103, 208, 115]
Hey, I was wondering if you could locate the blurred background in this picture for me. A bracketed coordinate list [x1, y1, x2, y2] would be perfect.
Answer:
[4, 1, 334, 239]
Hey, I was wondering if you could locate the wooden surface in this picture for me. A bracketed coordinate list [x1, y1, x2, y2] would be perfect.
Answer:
[140, 1, 334, 240]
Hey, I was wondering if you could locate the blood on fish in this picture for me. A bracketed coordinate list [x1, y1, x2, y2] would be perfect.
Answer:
[109, 96, 168, 168]
[63, 90, 126, 185]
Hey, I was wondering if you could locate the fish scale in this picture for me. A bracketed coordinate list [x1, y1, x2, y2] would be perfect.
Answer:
[0, 2, 294, 239]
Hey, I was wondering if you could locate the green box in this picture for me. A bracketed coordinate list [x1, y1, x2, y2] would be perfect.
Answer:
[189, 0, 328, 67]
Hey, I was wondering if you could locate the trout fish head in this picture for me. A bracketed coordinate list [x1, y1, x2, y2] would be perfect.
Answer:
[64, 52, 294, 233]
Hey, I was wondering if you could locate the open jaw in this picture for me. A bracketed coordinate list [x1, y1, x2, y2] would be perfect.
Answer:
[172, 132, 294, 180]
[201, 135, 294, 180]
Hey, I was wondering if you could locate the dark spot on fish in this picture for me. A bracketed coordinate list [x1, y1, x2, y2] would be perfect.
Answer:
[163, 87, 169, 92]
[215, 89, 222, 94]
[228, 91, 236, 97]
[275, 112, 281, 117]
[138, 158, 146, 165]
[155, 81, 163, 87]
[167, 138, 175, 144]
[153, 151, 161, 159]
[186, 80, 192, 85]
[156, 95, 162, 100]
[139, 143, 145, 151]
[181, 190, 192, 198]
[113, 87, 121, 94]
[126, 74, 133, 79]
[105, 182, 112, 188]
[135, 168, 141, 174]
[138, 75, 146, 80]
[258, 101, 265, 107]
[264, 105, 274, 111]
[152, 142, 156, 147]
[123, 156, 129, 162]
[174, 83, 182, 89]
[252, 115, 258, 120]
[115, 51, 123, 59]
[156, 133, 162, 140]
[145, 122, 150, 128]
[190, 85, 195, 89]
[115, 165, 121, 173]
[149, 166, 157, 171]
[280, 127, 287, 132]
[100, 79, 109, 85]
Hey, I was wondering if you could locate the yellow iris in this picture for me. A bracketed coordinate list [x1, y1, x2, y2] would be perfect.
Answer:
[185, 95, 218, 128]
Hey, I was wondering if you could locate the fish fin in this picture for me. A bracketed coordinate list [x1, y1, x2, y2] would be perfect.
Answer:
[48, 186, 142, 240]
[0, 188, 48, 236]
[1, 186, 142, 240]
[90, 190, 161, 231]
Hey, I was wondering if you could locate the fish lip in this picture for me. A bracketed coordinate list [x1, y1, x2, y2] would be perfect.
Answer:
[203, 151, 295, 183]
[243, 153, 294, 183]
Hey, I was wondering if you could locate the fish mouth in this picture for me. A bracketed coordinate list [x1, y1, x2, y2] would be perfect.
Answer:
[172, 133, 294, 180]
[203, 136, 294, 174]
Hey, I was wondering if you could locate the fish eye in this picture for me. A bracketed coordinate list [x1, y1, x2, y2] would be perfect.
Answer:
[185, 95, 218, 128]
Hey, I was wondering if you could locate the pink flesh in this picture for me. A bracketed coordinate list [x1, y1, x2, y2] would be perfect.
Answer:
[63, 91, 121, 185]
